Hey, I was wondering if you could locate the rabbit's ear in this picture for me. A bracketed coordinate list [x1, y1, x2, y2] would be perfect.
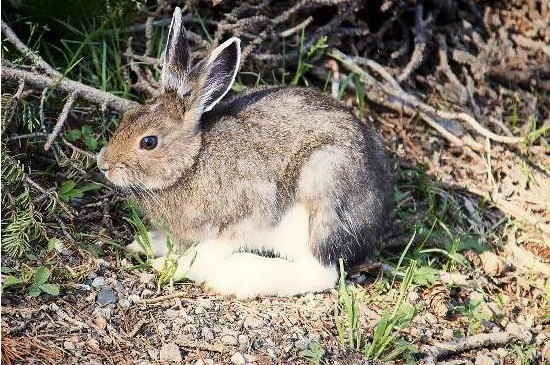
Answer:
[186, 37, 241, 113]
[161, 7, 190, 93]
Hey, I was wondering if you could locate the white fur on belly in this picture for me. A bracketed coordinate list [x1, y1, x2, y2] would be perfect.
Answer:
[152, 204, 338, 298]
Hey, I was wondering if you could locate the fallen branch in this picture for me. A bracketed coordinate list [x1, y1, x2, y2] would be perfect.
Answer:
[421, 331, 520, 364]
[133, 291, 188, 305]
[44, 92, 77, 151]
[176, 339, 230, 354]
[2, 66, 138, 113]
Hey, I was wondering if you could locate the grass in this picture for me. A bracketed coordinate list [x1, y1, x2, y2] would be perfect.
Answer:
[292, 28, 328, 86]
[364, 262, 417, 361]
[334, 259, 363, 351]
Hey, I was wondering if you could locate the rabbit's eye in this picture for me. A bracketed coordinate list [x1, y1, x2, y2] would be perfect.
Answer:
[140, 135, 158, 150]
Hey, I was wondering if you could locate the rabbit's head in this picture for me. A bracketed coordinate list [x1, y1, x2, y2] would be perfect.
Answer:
[97, 7, 240, 190]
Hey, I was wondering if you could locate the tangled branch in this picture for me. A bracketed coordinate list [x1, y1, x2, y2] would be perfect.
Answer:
[1, 20, 138, 149]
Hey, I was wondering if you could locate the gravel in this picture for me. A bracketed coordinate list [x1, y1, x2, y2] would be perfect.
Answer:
[221, 334, 239, 346]
[230, 352, 246, 364]
[96, 287, 117, 305]
[91, 276, 105, 288]
[159, 342, 182, 362]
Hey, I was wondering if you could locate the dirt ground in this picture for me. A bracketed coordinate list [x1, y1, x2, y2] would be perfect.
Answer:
[2, 0, 550, 364]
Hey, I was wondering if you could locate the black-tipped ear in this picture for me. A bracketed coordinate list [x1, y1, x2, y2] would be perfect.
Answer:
[161, 7, 190, 93]
[187, 37, 241, 113]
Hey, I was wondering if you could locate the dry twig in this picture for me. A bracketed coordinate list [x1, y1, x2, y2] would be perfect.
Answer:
[421, 331, 522, 364]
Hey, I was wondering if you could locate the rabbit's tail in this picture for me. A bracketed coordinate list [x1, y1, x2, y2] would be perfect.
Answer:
[298, 146, 391, 266]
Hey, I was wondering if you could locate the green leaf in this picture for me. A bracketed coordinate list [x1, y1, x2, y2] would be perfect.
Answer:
[1, 266, 15, 274]
[47, 238, 58, 253]
[59, 180, 76, 195]
[34, 266, 50, 285]
[2, 275, 21, 287]
[65, 129, 82, 141]
[413, 266, 438, 286]
[79, 183, 102, 192]
[28, 284, 42, 297]
[39, 284, 60, 296]
[65, 188, 84, 199]
[81, 125, 94, 135]
[83, 136, 98, 151]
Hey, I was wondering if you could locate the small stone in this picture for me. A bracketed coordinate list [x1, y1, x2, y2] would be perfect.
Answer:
[238, 335, 249, 350]
[128, 294, 141, 304]
[244, 354, 256, 362]
[141, 289, 155, 297]
[486, 302, 502, 317]
[230, 352, 246, 365]
[475, 352, 496, 365]
[96, 288, 117, 305]
[194, 306, 206, 315]
[86, 339, 99, 351]
[294, 338, 311, 350]
[91, 276, 105, 288]
[138, 272, 155, 285]
[63, 341, 75, 350]
[92, 307, 112, 320]
[201, 327, 214, 340]
[159, 342, 182, 362]
[196, 298, 213, 309]
[94, 315, 107, 330]
[221, 335, 239, 346]
[441, 328, 454, 341]
[479, 251, 504, 276]
[157, 323, 167, 336]
[352, 273, 367, 284]
[505, 323, 532, 343]
[243, 316, 263, 329]
[148, 349, 159, 360]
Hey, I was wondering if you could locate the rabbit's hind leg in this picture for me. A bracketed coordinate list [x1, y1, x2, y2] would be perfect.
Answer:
[203, 204, 338, 299]
[204, 253, 337, 299]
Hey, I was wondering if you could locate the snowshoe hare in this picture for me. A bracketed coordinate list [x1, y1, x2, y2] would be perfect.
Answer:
[97, 7, 393, 299]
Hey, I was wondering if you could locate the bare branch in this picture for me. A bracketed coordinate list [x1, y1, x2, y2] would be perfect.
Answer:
[280, 16, 313, 37]
[2, 66, 138, 113]
[421, 331, 525, 364]
[1, 20, 61, 77]
[44, 91, 77, 151]
[330, 49, 523, 146]
[398, 1, 427, 82]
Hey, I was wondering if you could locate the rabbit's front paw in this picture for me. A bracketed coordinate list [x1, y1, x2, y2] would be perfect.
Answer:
[126, 231, 169, 258]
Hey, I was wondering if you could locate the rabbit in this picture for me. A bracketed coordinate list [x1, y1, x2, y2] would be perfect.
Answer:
[96, 7, 393, 299]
